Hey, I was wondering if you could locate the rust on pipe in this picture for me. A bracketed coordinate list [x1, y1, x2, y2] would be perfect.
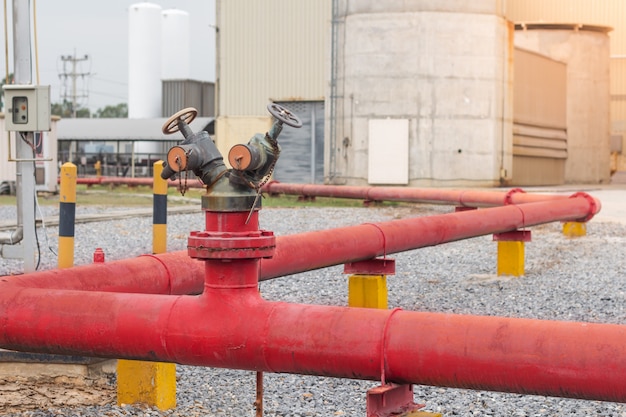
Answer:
[262, 182, 568, 207]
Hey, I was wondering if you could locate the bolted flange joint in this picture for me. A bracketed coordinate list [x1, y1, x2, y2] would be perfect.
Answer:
[187, 230, 276, 260]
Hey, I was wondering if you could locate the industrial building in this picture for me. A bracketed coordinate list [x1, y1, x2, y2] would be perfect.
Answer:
[215, 0, 625, 187]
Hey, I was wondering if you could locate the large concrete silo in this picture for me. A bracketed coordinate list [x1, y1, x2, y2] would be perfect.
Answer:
[326, 0, 514, 187]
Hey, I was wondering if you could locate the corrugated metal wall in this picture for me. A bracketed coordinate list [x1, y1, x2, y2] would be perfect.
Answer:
[506, 0, 626, 129]
[162, 80, 215, 118]
[217, 0, 330, 116]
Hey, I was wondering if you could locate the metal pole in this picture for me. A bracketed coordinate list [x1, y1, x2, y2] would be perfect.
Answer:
[12, 0, 36, 272]
[310, 105, 315, 183]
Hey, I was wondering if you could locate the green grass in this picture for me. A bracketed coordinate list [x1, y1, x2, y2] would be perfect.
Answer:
[0, 184, 397, 208]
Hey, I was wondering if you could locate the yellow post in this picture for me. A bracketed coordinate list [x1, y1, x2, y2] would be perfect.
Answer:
[94, 160, 102, 177]
[562, 221, 587, 238]
[117, 361, 176, 408]
[117, 161, 176, 410]
[348, 275, 388, 309]
[152, 161, 168, 254]
[58, 162, 77, 269]
[494, 230, 531, 277]
[346, 259, 394, 309]
[497, 241, 525, 277]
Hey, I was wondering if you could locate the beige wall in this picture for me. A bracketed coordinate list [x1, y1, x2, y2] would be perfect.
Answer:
[214, 116, 273, 166]
[216, 0, 330, 117]
[216, 0, 330, 150]
[506, 0, 626, 171]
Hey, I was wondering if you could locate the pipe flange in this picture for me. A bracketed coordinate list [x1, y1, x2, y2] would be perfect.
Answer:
[568, 192, 599, 222]
[188, 230, 276, 259]
[504, 188, 526, 205]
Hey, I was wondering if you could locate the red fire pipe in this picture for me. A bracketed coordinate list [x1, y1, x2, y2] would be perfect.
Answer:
[0, 259, 625, 402]
[1, 190, 622, 402]
[262, 182, 569, 207]
[6, 193, 599, 292]
[70, 176, 205, 189]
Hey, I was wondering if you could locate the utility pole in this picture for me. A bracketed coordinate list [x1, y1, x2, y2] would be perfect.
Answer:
[59, 52, 90, 117]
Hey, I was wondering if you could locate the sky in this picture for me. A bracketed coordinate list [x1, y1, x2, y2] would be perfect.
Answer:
[1, 0, 216, 114]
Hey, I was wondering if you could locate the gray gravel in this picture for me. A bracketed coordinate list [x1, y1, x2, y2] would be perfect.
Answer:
[1, 200, 625, 416]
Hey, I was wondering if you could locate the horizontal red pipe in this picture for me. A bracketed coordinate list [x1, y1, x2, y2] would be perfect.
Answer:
[7, 195, 599, 291]
[71, 176, 205, 188]
[0, 285, 624, 402]
[262, 182, 568, 207]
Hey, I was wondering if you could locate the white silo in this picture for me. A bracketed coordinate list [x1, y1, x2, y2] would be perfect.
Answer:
[162, 9, 191, 80]
[128, 2, 162, 119]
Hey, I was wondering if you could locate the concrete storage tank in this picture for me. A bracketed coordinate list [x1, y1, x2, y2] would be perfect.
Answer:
[128, 2, 162, 119]
[515, 24, 612, 184]
[327, 0, 513, 187]
[162, 9, 191, 80]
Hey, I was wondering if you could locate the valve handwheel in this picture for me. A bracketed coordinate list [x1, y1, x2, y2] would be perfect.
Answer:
[162, 107, 198, 135]
[267, 103, 302, 128]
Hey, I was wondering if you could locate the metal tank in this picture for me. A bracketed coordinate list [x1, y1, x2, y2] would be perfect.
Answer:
[327, 0, 513, 187]
[515, 24, 612, 184]
[161, 9, 191, 80]
[128, 2, 162, 119]
[128, 2, 163, 165]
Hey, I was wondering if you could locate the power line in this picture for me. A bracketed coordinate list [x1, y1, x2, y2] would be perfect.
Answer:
[59, 52, 91, 117]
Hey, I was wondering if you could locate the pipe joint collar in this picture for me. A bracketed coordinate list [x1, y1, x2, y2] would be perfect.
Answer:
[568, 192, 600, 222]
[188, 230, 276, 259]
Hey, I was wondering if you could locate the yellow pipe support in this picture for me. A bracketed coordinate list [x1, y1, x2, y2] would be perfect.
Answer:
[58, 162, 76, 269]
[348, 275, 388, 309]
[497, 241, 525, 277]
[117, 360, 176, 409]
[562, 221, 587, 238]
[117, 160, 176, 410]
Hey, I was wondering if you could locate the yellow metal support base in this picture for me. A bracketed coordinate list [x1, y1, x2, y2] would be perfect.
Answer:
[562, 221, 587, 238]
[348, 275, 388, 309]
[117, 359, 176, 410]
[497, 241, 525, 277]
[406, 412, 443, 417]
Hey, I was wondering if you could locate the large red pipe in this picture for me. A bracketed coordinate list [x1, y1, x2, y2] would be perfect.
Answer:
[6, 194, 599, 293]
[6, 194, 599, 292]
[1, 191, 623, 403]
[262, 182, 569, 207]
[0, 277, 625, 402]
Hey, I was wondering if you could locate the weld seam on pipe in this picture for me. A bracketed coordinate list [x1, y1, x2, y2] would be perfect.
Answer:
[139, 254, 174, 294]
[380, 307, 402, 385]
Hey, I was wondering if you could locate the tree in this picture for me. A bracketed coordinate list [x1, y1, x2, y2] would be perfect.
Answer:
[95, 103, 128, 118]
[50, 100, 90, 118]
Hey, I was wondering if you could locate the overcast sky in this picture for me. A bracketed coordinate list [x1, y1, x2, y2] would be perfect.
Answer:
[1, 0, 215, 113]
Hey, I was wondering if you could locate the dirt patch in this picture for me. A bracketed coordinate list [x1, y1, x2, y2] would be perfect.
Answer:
[0, 374, 116, 413]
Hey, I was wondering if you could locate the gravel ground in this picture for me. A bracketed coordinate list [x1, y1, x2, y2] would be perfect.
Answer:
[0, 200, 625, 416]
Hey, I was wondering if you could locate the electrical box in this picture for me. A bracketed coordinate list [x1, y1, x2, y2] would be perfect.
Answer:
[3, 84, 51, 132]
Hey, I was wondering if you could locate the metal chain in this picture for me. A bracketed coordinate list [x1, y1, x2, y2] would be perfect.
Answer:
[257, 135, 281, 190]
[175, 155, 188, 196]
